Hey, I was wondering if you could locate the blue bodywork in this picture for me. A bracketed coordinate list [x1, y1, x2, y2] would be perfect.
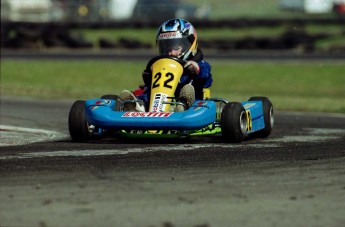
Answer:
[85, 99, 217, 131]
[241, 101, 266, 133]
[84, 98, 266, 135]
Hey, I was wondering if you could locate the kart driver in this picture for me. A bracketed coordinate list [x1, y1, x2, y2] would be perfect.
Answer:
[120, 18, 213, 112]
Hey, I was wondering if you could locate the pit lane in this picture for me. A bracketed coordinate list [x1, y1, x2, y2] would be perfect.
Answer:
[1, 97, 345, 227]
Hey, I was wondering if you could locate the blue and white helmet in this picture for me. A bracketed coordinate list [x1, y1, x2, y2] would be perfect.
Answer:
[156, 18, 198, 61]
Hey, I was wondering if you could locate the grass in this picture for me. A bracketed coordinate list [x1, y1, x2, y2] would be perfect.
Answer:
[1, 59, 344, 113]
[182, 0, 334, 20]
[212, 61, 345, 113]
[1, 60, 144, 99]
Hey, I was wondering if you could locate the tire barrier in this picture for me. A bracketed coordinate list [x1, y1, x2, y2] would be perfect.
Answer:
[1, 18, 344, 52]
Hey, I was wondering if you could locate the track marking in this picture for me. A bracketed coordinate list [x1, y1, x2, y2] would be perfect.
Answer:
[0, 125, 66, 147]
[267, 128, 345, 143]
[0, 143, 279, 160]
[1, 124, 344, 160]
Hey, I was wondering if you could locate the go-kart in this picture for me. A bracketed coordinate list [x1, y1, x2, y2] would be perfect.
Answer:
[68, 55, 274, 143]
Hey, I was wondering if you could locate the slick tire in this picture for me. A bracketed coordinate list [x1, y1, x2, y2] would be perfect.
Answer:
[68, 100, 90, 142]
[221, 102, 248, 143]
[249, 96, 274, 138]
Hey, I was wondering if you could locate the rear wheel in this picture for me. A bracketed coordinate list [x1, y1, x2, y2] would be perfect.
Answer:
[221, 102, 247, 143]
[249, 96, 274, 138]
[68, 100, 91, 142]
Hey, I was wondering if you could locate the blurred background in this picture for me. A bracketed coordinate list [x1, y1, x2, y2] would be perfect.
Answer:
[1, 0, 344, 113]
[1, 0, 344, 52]
[2, 0, 345, 22]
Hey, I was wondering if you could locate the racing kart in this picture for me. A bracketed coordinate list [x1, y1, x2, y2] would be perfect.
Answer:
[68, 55, 274, 143]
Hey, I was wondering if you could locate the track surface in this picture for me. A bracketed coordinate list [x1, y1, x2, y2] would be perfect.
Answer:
[1, 97, 345, 227]
[2, 49, 345, 61]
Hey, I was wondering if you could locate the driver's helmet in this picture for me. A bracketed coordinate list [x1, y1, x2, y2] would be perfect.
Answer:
[156, 18, 198, 61]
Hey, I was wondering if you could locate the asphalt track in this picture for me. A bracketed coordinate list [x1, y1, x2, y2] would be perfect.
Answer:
[1, 96, 345, 227]
[2, 49, 345, 61]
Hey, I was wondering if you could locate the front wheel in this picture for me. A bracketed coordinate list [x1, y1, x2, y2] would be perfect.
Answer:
[221, 102, 248, 143]
[249, 96, 274, 138]
[68, 100, 91, 142]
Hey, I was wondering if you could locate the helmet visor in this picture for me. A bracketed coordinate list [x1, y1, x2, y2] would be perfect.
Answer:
[158, 38, 190, 57]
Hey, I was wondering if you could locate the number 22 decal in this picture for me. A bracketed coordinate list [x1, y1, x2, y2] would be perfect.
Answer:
[152, 72, 174, 89]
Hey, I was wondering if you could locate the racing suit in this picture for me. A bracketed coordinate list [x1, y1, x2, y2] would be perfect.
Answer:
[135, 49, 213, 109]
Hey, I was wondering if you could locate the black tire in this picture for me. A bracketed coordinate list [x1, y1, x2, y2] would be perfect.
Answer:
[68, 100, 90, 142]
[249, 96, 274, 138]
[101, 94, 120, 111]
[221, 102, 248, 143]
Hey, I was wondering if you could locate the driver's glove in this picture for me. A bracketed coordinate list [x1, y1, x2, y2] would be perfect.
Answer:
[185, 61, 200, 78]
[142, 69, 152, 86]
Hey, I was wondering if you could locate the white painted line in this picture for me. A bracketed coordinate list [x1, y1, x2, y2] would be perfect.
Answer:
[0, 143, 280, 160]
[1, 124, 344, 160]
[0, 125, 66, 147]
[266, 128, 345, 143]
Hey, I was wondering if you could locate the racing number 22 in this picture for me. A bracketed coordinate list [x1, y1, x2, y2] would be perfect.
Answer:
[152, 72, 174, 89]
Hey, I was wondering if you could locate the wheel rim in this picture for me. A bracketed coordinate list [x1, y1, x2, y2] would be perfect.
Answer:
[240, 111, 248, 135]
[216, 102, 225, 122]
[269, 107, 274, 128]
[87, 122, 95, 134]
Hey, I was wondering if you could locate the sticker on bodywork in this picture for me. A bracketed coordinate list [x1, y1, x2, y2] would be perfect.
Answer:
[152, 93, 168, 112]
[95, 100, 112, 105]
[122, 112, 173, 118]
[243, 102, 256, 109]
[193, 101, 207, 110]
